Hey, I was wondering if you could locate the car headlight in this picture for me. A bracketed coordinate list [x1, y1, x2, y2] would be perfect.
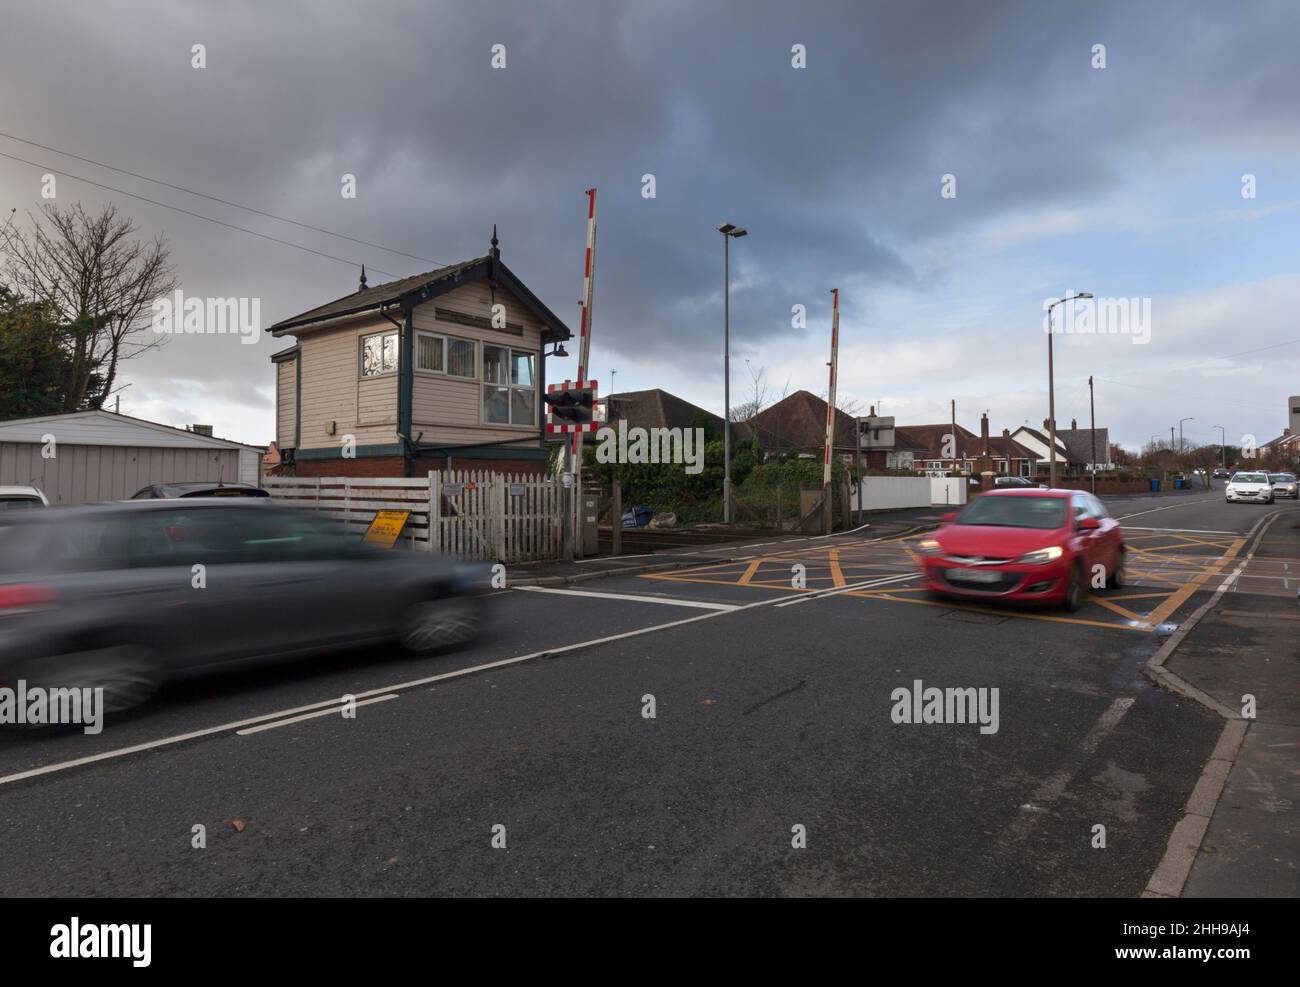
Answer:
[1016, 545, 1065, 565]
[917, 538, 941, 556]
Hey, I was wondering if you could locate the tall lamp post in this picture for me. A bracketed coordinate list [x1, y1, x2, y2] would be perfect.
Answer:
[718, 222, 747, 523]
[1179, 416, 1194, 452]
[1213, 424, 1226, 470]
[1045, 292, 1092, 488]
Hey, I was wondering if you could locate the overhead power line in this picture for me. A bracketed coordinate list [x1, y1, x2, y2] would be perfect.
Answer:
[0, 148, 407, 280]
[0, 131, 443, 267]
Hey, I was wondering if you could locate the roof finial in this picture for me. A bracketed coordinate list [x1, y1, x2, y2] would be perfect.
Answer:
[490, 224, 500, 259]
[358, 265, 368, 291]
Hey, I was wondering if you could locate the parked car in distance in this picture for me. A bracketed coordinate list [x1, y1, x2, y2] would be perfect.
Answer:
[0, 485, 49, 509]
[0, 499, 491, 717]
[1269, 472, 1298, 499]
[1225, 471, 1274, 504]
[131, 481, 270, 499]
[1212, 467, 1230, 479]
[916, 488, 1125, 612]
[993, 476, 1046, 488]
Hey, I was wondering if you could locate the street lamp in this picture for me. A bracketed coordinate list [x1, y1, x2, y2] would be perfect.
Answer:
[718, 222, 747, 523]
[1044, 292, 1092, 487]
[1179, 416, 1194, 452]
[1213, 424, 1226, 469]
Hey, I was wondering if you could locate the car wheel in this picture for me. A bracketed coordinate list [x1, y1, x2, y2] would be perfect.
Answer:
[1107, 548, 1126, 590]
[18, 645, 159, 718]
[400, 597, 482, 653]
[1062, 563, 1085, 612]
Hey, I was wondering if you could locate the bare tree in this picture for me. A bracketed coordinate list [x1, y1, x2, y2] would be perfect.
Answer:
[1, 203, 176, 410]
[731, 361, 770, 422]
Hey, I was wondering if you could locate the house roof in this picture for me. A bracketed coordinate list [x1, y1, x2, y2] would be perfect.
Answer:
[0, 410, 262, 451]
[268, 243, 571, 343]
[1056, 427, 1110, 465]
[895, 423, 980, 458]
[604, 388, 747, 440]
[1261, 430, 1299, 448]
[746, 390, 857, 452]
[269, 343, 299, 364]
[1011, 425, 1069, 457]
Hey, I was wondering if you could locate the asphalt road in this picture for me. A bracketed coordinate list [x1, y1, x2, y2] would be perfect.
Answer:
[2, 485, 1295, 896]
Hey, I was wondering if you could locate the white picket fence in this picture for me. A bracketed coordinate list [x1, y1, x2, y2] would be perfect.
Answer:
[262, 470, 563, 562]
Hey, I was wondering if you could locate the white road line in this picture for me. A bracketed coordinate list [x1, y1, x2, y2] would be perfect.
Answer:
[1023, 697, 1135, 807]
[1115, 498, 1218, 520]
[573, 552, 658, 563]
[514, 585, 737, 610]
[1122, 526, 1237, 535]
[0, 591, 796, 788]
[775, 572, 917, 607]
[236, 695, 399, 735]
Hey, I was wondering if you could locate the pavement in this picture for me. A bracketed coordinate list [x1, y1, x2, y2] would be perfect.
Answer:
[0, 482, 1293, 897]
[1152, 506, 1300, 898]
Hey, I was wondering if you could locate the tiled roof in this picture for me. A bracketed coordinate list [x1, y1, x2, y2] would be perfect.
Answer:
[746, 390, 857, 452]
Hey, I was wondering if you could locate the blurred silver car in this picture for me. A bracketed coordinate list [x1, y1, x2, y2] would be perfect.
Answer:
[0, 499, 491, 715]
[1268, 473, 1298, 499]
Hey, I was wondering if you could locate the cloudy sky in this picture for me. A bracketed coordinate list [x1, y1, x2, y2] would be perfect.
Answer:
[2, 0, 1297, 450]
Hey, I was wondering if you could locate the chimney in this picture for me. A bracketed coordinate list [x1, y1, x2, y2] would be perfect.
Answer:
[869, 405, 876, 417]
[1043, 418, 1050, 430]
[980, 413, 989, 452]
[1002, 428, 1010, 438]
[1071, 418, 1078, 430]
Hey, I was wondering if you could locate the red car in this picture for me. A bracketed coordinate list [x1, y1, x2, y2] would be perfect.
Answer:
[916, 488, 1125, 611]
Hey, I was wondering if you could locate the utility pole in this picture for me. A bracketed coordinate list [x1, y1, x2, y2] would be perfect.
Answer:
[1088, 375, 1096, 495]
[572, 189, 597, 556]
[822, 289, 840, 535]
[1170, 426, 1175, 448]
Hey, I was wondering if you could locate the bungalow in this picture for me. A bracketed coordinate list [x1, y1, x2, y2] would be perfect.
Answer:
[595, 388, 744, 443]
[1011, 419, 1111, 474]
[745, 390, 856, 460]
[268, 230, 571, 477]
[898, 415, 1036, 476]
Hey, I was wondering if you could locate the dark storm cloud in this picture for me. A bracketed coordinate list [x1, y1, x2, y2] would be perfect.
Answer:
[1, 0, 1297, 441]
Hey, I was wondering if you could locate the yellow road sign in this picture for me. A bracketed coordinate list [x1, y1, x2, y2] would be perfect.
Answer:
[362, 510, 411, 548]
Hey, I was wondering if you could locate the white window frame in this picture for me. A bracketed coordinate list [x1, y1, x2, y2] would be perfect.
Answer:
[414, 330, 477, 380]
[359, 330, 399, 378]
[481, 344, 538, 428]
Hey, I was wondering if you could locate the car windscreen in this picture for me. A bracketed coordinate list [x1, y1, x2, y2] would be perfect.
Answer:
[0, 497, 43, 510]
[957, 495, 1067, 529]
[1269, 474, 1294, 482]
[1233, 473, 1268, 483]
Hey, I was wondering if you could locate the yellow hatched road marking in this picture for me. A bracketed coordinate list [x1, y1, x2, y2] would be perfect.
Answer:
[829, 548, 846, 587]
[737, 558, 765, 585]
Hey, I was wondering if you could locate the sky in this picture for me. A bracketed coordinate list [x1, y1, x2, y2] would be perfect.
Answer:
[1, 0, 1297, 451]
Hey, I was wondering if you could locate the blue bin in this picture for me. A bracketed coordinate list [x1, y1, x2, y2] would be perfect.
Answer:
[622, 507, 654, 528]
[1174, 478, 1184, 490]
[1150, 478, 1160, 492]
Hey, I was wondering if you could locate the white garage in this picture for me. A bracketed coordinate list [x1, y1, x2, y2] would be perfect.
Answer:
[0, 410, 262, 506]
